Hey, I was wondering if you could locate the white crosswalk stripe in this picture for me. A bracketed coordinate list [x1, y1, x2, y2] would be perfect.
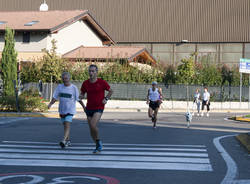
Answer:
[0, 141, 213, 171]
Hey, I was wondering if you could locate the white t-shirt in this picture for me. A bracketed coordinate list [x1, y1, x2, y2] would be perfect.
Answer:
[194, 92, 200, 102]
[149, 88, 160, 101]
[53, 84, 79, 115]
[203, 91, 210, 101]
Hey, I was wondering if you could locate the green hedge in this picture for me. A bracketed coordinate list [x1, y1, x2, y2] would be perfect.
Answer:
[0, 89, 47, 112]
[20, 48, 249, 86]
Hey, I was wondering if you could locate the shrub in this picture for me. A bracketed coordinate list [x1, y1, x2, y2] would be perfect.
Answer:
[0, 89, 47, 112]
[176, 55, 195, 84]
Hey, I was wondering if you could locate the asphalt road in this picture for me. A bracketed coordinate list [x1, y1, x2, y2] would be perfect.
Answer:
[0, 112, 249, 184]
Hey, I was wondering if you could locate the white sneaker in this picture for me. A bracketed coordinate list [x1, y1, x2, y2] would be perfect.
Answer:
[197, 113, 200, 117]
[206, 113, 209, 117]
[201, 112, 204, 116]
[192, 112, 194, 116]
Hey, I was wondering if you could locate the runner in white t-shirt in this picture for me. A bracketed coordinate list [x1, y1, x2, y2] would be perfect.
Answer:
[48, 72, 85, 148]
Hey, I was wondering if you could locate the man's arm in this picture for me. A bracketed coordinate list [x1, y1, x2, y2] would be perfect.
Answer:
[159, 88, 163, 100]
[79, 92, 86, 111]
[146, 89, 150, 104]
[103, 88, 113, 104]
[48, 98, 57, 109]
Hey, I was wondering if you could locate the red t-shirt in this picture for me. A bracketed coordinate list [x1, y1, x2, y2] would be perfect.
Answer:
[81, 78, 110, 110]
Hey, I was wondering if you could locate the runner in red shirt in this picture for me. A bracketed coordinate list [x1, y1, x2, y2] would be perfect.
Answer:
[80, 64, 113, 153]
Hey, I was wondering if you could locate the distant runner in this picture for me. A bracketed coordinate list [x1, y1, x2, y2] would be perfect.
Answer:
[146, 81, 163, 128]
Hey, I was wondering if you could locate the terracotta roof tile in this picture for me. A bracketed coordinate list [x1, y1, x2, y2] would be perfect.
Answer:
[63, 46, 142, 59]
[62, 46, 156, 63]
[0, 10, 88, 31]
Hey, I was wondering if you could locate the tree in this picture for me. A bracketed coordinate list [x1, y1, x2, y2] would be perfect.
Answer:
[176, 55, 195, 84]
[39, 39, 68, 82]
[1, 28, 17, 96]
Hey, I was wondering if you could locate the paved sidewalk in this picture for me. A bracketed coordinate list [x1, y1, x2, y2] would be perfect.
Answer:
[1, 100, 250, 118]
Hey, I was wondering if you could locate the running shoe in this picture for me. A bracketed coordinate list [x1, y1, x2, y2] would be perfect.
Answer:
[151, 115, 155, 122]
[206, 113, 209, 117]
[93, 140, 103, 153]
[59, 140, 66, 149]
[65, 140, 71, 147]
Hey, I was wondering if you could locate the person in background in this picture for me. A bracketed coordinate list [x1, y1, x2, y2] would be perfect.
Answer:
[192, 88, 201, 116]
[201, 87, 210, 117]
[146, 81, 163, 128]
[48, 72, 85, 148]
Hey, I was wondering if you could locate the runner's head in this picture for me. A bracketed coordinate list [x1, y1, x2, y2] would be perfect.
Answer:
[204, 87, 208, 92]
[152, 81, 157, 89]
[61, 72, 71, 86]
[88, 64, 98, 80]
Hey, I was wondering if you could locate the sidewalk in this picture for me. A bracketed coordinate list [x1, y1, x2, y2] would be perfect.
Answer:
[0, 100, 250, 117]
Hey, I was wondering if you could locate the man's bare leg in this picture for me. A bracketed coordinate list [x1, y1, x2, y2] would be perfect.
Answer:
[153, 108, 159, 128]
[87, 113, 103, 153]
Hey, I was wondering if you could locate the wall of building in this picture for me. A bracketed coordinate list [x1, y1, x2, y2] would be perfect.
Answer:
[0, 32, 47, 52]
[119, 43, 250, 66]
[47, 20, 103, 55]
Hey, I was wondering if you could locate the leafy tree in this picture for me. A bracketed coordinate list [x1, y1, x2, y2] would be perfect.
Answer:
[164, 64, 177, 84]
[0, 28, 17, 96]
[21, 39, 70, 83]
[221, 64, 231, 85]
[39, 39, 68, 82]
[176, 55, 195, 84]
[200, 63, 222, 86]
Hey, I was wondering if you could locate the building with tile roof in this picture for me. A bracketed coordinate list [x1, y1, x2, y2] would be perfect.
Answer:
[0, 0, 249, 66]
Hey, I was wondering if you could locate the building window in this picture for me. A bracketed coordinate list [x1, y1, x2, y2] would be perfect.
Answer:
[220, 44, 243, 66]
[24, 21, 39, 26]
[23, 32, 30, 43]
[0, 21, 7, 25]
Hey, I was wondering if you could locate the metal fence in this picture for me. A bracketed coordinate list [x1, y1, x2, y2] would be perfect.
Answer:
[21, 82, 250, 102]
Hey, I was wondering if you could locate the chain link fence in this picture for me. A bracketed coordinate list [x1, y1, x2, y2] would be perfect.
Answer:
[21, 82, 250, 102]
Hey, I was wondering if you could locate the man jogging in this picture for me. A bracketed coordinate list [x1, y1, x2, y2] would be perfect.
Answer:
[80, 64, 113, 153]
[48, 72, 85, 148]
[146, 81, 163, 128]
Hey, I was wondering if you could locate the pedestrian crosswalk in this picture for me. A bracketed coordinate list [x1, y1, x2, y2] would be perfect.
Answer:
[0, 141, 213, 171]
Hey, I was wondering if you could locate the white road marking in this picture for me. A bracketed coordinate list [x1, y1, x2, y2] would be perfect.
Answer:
[2, 141, 206, 148]
[0, 142, 212, 171]
[0, 148, 208, 157]
[0, 117, 33, 125]
[0, 159, 212, 171]
[213, 135, 250, 184]
[0, 144, 207, 152]
[0, 153, 210, 163]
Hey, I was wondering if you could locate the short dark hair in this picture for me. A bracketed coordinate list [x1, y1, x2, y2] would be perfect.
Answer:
[89, 64, 98, 72]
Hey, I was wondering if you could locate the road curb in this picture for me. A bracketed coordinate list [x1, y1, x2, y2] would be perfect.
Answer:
[236, 133, 250, 153]
[235, 117, 250, 122]
[0, 113, 59, 118]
